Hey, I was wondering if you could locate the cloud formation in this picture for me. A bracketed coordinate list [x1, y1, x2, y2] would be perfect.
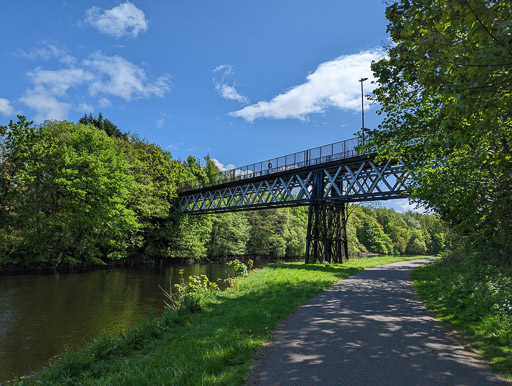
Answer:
[395, 199, 428, 214]
[85, 53, 170, 100]
[85, 2, 148, 38]
[0, 98, 15, 116]
[18, 42, 75, 65]
[213, 64, 248, 103]
[230, 49, 384, 122]
[211, 158, 235, 172]
[19, 49, 170, 122]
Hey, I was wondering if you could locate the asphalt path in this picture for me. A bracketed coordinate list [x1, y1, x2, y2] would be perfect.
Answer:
[248, 259, 509, 385]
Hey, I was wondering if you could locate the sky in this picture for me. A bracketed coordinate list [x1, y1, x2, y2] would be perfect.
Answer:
[0, 0, 421, 213]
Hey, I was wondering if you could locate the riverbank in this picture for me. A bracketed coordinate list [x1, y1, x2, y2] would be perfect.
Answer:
[0, 255, 301, 275]
[411, 257, 512, 380]
[20, 256, 426, 384]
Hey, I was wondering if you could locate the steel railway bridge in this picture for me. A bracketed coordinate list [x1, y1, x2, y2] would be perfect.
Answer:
[177, 137, 409, 264]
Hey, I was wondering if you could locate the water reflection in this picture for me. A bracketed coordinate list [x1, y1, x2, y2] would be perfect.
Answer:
[0, 260, 283, 381]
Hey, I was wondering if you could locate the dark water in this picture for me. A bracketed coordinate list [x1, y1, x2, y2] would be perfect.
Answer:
[0, 259, 280, 381]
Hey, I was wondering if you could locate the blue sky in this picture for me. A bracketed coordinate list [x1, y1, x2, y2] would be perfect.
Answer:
[0, 0, 420, 212]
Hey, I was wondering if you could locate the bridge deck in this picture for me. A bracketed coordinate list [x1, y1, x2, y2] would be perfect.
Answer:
[177, 137, 408, 215]
[179, 137, 362, 193]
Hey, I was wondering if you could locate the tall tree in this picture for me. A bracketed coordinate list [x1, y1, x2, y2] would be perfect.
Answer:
[366, 0, 512, 257]
[79, 113, 126, 139]
[1, 119, 137, 265]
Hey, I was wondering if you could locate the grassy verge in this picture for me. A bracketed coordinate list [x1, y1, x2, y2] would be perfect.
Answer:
[411, 257, 512, 380]
[23, 256, 423, 385]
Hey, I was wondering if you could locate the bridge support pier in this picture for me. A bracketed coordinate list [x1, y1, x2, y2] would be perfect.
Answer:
[305, 201, 349, 264]
[305, 171, 349, 264]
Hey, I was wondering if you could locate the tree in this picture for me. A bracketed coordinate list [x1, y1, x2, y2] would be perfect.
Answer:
[116, 136, 182, 259]
[366, 0, 512, 257]
[406, 229, 427, 255]
[79, 113, 126, 139]
[357, 214, 394, 255]
[208, 213, 251, 257]
[376, 209, 411, 254]
[1, 119, 138, 265]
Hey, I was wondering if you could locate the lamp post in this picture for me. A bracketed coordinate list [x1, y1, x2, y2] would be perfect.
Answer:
[359, 77, 368, 147]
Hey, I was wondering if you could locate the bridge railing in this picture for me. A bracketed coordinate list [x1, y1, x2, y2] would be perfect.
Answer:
[180, 137, 365, 192]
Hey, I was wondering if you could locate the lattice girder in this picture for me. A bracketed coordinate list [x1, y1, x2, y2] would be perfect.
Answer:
[178, 157, 408, 214]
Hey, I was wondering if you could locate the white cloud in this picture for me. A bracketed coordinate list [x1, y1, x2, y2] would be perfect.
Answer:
[215, 84, 249, 103]
[85, 52, 171, 100]
[230, 48, 384, 122]
[393, 199, 428, 214]
[19, 50, 170, 122]
[20, 67, 92, 122]
[0, 98, 15, 116]
[213, 64, 234, 76]
[18, 42, 75, 65]
[211, 158, 235, 172]
[28, 67, 94, 96]
[213, 64, 249, 103]
[155, 113, 171, 128]
[85, 2, 148, 38]
[77, 102, 94, 113]
[19, 92, 71, 122]
[97, 97, 112, 108]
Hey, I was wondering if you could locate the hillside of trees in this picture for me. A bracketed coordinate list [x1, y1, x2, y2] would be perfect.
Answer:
[0, 115, 445, 268]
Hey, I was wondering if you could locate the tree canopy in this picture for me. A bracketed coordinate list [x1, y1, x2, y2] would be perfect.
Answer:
[364, 0, 512, 258]
[0, 115, 446, 268]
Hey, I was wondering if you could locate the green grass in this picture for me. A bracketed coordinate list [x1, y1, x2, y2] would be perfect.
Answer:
[411, 257, 512, 380]
[25, 255, 424, 385]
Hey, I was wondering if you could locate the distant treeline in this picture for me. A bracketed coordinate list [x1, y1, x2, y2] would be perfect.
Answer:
[0, 116, 446, 268]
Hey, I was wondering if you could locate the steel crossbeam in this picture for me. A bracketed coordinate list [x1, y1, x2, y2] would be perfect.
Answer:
[178, 156, 409, 214]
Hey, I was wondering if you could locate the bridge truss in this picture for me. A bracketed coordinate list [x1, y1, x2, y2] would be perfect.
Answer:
[178, 139, 409, 263]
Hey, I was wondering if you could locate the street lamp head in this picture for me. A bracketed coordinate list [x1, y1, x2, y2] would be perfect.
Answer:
[359, 77, 368, 82]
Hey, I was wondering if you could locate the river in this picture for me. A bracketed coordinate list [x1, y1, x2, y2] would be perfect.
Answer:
[0, 259, 284, 382]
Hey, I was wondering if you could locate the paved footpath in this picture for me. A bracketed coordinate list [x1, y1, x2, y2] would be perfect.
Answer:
[248, 259, 510, 385]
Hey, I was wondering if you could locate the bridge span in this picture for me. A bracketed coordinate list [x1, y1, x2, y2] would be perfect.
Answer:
[177, 137, 409, 263]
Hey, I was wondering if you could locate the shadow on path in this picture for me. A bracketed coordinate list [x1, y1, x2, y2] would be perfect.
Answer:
[248, 259, 510, 386]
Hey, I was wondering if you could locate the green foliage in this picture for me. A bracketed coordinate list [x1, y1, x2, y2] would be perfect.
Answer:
[226, 259, 249, 278]
[406, 229, 427, 255]
[357, 215, 394, 255]
[208, 213, 251, 257]
[246, 208, 307, 258]
[376, 209, 411, 254]
[1, 119, 137, 265]
[161, 269, 218, 314]
[366, 0, 512, 258]
[0, 115, 448, 268]
[412, 255, 512, 377]
[79, 113, 126, 139]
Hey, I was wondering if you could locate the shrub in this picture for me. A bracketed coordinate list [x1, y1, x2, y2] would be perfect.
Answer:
[226, 259, 248, 278]
[160, 269, 218, 313]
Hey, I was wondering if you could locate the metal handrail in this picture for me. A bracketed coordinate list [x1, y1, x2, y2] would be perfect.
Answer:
[179, 137, 365, 192]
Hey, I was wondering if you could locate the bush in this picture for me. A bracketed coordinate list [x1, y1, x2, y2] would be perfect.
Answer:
[160, 269, 218, 313]
[226, 259, 248, 278]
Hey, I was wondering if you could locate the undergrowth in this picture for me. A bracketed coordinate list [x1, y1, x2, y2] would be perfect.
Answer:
[411, 255, 512, 379]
